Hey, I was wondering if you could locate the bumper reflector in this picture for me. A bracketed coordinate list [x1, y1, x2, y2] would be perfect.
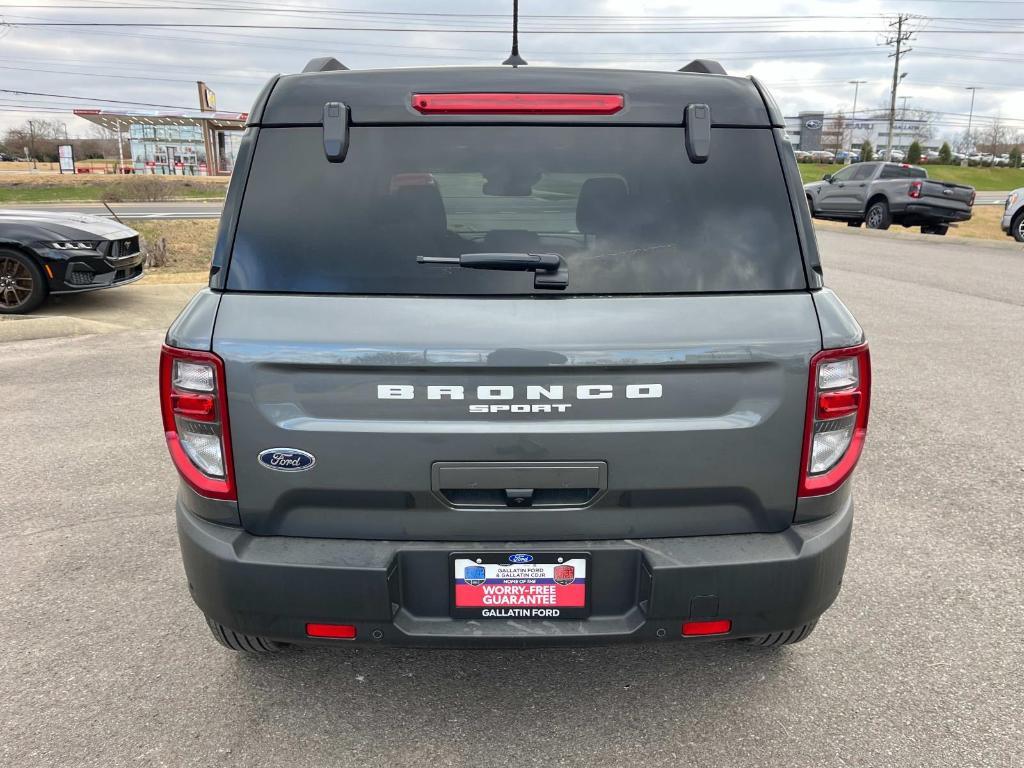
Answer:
[306, 623, 357, 640]
[682, 619, 732, 636]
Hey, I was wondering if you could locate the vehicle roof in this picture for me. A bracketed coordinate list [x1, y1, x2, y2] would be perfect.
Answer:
[253, 66, 778, 128]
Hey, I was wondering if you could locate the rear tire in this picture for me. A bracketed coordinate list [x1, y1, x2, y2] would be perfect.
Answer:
[865, 200, 891, 230]
[205, 616, 283, 653]
[740, 620, 818, 648]
[0, 249, 47, 315]
[1012, 211, 1024, 243]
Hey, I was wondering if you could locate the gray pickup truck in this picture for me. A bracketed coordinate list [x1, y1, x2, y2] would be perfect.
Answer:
[805, 161, 974, 235]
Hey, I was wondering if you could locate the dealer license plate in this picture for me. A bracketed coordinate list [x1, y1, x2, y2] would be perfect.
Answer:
[450, 552, 590, 619]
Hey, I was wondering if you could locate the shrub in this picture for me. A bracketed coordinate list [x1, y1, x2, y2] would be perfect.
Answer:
[938, 142, 952, 164]
[101, 175, 173, 203]
[1009, 146, 1022, 169]
[860, 140, 874, 162]
[907, 141, 922, 164]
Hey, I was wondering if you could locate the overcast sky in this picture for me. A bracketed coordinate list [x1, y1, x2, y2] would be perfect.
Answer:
[0, 0, 1021, 141]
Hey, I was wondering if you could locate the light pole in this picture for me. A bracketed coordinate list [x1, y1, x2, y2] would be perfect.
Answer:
[900, 96, 913, 117]
[963, 86, 981, 165]
[848, 79, 866, 163]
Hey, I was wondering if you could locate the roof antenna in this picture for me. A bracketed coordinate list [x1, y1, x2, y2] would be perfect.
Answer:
[502, 0, 527, 67]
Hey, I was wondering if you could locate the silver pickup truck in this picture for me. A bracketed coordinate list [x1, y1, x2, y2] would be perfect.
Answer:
[805, 161, 975, 235]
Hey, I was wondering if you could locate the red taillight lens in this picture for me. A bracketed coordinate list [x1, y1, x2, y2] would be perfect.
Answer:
[169, 392, 216, 421]
[909, 180, 922, 199]
[798, 344, 871, 497]
[411, 92, 624, 115]
[160, 345, 236, 501]
[306, 623, 357, 639]
[969, 190, 976, 206]
[682, 619, 732, 636]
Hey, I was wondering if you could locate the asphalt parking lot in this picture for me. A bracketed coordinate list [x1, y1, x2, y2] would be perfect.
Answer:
[1, 228, 1022, 767]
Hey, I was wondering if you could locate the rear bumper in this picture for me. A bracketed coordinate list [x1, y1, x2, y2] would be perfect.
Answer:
[177, 486, 853, 648]
[903, 203, 972, 223]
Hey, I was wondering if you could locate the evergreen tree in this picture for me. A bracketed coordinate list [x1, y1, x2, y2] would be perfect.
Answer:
[907, 141, 922, 164]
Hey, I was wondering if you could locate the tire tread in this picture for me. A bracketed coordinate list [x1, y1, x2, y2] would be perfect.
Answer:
[205, 616, 282, 653]
[741, 620, 818, 649]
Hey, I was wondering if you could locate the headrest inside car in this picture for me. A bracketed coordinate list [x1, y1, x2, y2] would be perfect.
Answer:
[391, 184, 448, 234]
[576, 177, 629, 235]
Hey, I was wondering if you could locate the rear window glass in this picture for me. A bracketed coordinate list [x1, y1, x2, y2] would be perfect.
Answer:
[880, 164, 927, 180]
[227, 126, 806, 295]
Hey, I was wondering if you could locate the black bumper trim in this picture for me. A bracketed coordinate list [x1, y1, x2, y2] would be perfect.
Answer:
[177, 493, 853, 648]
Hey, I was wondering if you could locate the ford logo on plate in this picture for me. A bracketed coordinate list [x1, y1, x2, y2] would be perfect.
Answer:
[509, 553, 534, 564]
[258, 448, 316, 472]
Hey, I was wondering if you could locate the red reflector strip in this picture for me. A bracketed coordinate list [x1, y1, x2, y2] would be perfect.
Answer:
[682, 619, 732, 636]
[170, 391, 216, 421]
[306, 623, 357, 639]
[817, 390, 861, 419]
[411, 92, 624, 115]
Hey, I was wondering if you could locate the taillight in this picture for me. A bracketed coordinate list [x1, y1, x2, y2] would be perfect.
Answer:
[969, 190, 976, 206]
[798, 344, 871, 497]
[411, 92, 624, 115]
[160, 345, 236, 500]
[909, 180, 922, 199]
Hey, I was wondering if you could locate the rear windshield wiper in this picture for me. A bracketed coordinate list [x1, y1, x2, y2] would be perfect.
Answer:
[417, 252, 567, 290]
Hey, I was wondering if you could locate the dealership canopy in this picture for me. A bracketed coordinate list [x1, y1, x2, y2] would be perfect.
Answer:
[73, 108, 248, 175]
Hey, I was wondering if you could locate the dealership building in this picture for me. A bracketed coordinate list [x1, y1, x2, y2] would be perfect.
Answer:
[785, 111, 936, 154]
[72, 83, 246, 176]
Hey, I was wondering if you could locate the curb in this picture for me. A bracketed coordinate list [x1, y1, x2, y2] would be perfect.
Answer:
[814, 223, 1024, 253]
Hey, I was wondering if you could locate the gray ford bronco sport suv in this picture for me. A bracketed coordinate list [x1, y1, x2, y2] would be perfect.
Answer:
[162, 59, 870, 652]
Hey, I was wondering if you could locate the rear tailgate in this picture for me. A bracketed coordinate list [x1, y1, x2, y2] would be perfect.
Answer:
[215, 293, 820, 540]
[919, 179, 974, 214]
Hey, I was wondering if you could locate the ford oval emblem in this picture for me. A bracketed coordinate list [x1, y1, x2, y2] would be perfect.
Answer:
[258, 448, 316, 472]
[509, 553, 534, 564]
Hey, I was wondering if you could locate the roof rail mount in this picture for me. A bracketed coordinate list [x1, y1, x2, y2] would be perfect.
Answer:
[679, 59, 727, 75]
[303, 57, 349, 73]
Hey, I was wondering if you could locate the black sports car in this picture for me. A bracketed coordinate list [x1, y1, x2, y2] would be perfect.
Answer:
[0, 209, 144, 314]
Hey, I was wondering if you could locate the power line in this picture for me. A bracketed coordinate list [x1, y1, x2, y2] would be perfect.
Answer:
[7, 21, 1024, 33]
[0, 88, 237, 111]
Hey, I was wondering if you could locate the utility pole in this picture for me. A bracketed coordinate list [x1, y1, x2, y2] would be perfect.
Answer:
[848, 79, 866, 163]
[27, 119, 37, 169]
[963, 86, 981, 164]
[885, 14, 913, 161]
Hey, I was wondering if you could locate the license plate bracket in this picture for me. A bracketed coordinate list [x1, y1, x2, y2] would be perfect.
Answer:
[450, 552, 590, 620]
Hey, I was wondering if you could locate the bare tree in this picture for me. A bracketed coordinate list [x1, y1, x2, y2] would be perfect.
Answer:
[825, 111, 847, 154]
[980, 117, 1009, 154]
[905, 109, 935, 144]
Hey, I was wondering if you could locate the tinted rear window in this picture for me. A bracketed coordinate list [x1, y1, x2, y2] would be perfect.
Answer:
[879, 164, 927, 180]
[227, 126, 806, 295]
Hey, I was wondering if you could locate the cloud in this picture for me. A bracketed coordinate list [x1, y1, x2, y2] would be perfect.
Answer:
[1, 0, 1021, 142]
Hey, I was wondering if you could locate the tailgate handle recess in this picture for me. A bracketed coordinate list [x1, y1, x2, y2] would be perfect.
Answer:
[432, 462, 607, 510]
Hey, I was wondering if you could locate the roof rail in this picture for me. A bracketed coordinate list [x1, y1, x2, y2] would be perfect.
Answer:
[302, 57, 349, 73]
[678, 59, 727, 75]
